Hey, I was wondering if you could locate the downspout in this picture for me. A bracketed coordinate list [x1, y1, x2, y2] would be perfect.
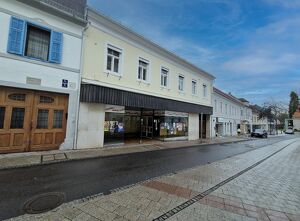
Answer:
[73, 18, 89, 150]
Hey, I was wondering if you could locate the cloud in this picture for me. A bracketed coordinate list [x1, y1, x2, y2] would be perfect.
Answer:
[263, 0, 300, 8]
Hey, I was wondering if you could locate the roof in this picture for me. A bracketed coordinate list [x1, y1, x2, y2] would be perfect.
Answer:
[249, 104, 263, 113]
[87, 8, 215, 80]
[239, 98, 249, 103]
[213, 87, 245, 106]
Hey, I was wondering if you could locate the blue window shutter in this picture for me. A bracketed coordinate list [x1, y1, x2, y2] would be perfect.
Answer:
[49, 31, 63, 63]
[7, 17, 26, 55]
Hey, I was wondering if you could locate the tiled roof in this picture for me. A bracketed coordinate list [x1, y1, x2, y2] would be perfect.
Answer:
[213, 87, 245, 106]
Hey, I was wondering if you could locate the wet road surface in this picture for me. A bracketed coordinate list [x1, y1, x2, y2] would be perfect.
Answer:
[0, 135, 296, 220]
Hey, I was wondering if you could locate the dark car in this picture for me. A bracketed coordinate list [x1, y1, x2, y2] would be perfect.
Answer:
[251, 129, 268, 138]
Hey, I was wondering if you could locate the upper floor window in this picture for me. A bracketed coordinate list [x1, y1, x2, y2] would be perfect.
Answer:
[7, 17, 62, 63]
[225, 104, 228, 114]
[106, 45, 121, 74]
[220, 102, 223, 113]
[178, 75, 184, 91]
[203, 84, 207, 97]
[161, 67, 169, 87]
[214, 99, 217, 112]
[192, 80, 197, 95]
[138, 59, 149, 81]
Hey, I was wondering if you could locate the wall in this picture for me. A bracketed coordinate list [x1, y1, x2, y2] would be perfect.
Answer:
[82, 25, 213, 108]
[0, 0, 83, 149]
[77, 103, 105, 149]
[188, 113, 199, 140]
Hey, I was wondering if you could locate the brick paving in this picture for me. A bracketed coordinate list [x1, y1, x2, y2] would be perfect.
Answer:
[6, 138, 300, 221]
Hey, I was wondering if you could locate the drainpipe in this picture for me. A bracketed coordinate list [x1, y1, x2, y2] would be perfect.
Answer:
[74, 21, 89, 150]
[200, 113, 203, 143]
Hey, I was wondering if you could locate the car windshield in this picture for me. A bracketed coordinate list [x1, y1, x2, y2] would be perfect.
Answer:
[255, 129, 263, 133]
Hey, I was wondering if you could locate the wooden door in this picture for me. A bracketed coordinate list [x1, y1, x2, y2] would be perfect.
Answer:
[0, 86, 68, 153]
[30, 92, 68, 151]
[0, 87, 34, 153]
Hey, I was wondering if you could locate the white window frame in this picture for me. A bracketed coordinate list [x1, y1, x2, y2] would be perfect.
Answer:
[160, 67, 169, 88]
[105, 43, 123, 76]
[178, 74, 184, 92]
[203, 84, 207, 97]
[192, 80, 197, 95]
[137, 57, 150, 83]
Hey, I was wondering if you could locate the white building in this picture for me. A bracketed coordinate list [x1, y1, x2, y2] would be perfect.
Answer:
[250, 105, 274, 133]
[211, 88, 252, 137]
[0, 0, 86, 153]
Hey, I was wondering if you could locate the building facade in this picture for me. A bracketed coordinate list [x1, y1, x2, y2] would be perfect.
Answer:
[292, 105, 300, 130]
[0, 0, 86, 153]
[211, 88, 248, 137]
[76, 8, 214, 149]
[250, 105, 275, 133]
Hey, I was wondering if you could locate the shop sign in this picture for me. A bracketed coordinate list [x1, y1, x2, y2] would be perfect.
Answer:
[105, 105, 125, 113]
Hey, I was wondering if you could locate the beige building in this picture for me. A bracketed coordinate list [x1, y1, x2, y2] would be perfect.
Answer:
[76, 8, 215, 149]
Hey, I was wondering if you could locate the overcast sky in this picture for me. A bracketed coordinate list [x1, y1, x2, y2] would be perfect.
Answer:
[88, 0, 300, 105]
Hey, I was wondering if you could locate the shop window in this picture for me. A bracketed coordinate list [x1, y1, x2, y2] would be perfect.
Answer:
[159, 116, 188, 138]
[178, 75, 184, 91]
[106, 45, 121, 74]
[104, 112, 125, 144]
[37, 109, 49, 129]
[10, 107, 25, 129]
[0, 107, 5, 129]
[8, 93, 26, 101]
[53, 110, 63, 128]
[138, 59, 149, 81]
[161, 68, 169, 87]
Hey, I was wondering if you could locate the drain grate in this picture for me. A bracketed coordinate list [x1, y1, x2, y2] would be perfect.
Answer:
[23, 192, 65, 214]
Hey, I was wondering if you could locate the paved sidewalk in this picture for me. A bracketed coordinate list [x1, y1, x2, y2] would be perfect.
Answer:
[0, 136, 252, 170]
[7, 137, 300, 221]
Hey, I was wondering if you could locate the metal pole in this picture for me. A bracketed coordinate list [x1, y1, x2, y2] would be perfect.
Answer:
[200, 113, 203, 143]
[140, 108, 143, 144]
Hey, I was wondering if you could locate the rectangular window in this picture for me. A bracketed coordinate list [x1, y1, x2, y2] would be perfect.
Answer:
[37, 109, 49, 129]
[225, 104, 228, 114]
[0, 107, 5, 129]
[220, 102, 223, 113]
[106, 46, 121, 74]
[53, 110, 63, 128]
[25, 25, 51, 61]
[214, 100, 217, 112]
[10, 107, 25, 129]
[203, 84, 207, 97]
[138, 59, 149, 81]
[192, 80, 197, 95]
[161, 68, 169, 87]
[178, 75, 184, 91]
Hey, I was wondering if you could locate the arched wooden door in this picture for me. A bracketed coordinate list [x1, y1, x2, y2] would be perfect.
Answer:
[0, 86, 68, 153]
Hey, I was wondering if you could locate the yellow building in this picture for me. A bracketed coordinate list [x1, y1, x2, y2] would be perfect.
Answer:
[77, 8, 215, 148]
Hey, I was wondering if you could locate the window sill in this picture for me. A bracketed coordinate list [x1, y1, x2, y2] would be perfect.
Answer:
[137, 80, 150, 85]
[161, 86, 170, 90]
[178, 90, 185, 95]
[104, 70, 122, 78]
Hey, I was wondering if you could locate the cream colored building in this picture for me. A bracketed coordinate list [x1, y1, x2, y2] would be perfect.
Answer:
[76, 8, 215, 149]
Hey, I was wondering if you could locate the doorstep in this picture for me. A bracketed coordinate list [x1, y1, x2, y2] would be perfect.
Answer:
[0, 136, 252, 170]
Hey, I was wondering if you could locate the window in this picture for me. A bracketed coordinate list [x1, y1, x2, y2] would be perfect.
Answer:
[225, 104, 228, 114]
[8, 93, 26, 101]
[53, 110, 64, 128]
[161, 68, 169, 87]
[37, 109, 49, 129]
[40, 96, 54, 103]
[25, 25, 50, 61]
[203, 84, 207, 97]
[214, 100, 217, 112]
[220, 102, 223, 113]
[192, 80, 197, 95]
[106, 45, 121, 74]
[178, 75, 184, 91]
[7, 17, 63, 63]
[0, 107, 5, 129]
[10, 107, 25, 129]
[138, 59, 149, 81]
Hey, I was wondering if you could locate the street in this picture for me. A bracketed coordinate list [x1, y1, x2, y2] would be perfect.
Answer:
[0, 135, 298, 220]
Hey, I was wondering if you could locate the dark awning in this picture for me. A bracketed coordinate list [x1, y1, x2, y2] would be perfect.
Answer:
[80, 84, 213, 114]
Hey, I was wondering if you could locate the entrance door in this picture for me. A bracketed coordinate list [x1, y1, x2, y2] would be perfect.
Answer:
[141, 116, 153, 138]
[0, 87, 68, 153]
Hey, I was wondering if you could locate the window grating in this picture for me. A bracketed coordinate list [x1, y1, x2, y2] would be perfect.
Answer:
[8, 93, 26, 101]
[53, 110, 63, 128]
[40, 96, 54, 104]
[10, 107, 25, 129]
[37, 109, 49, 129]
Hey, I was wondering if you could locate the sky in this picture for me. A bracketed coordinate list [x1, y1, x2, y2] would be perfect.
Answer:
[88, 0, 300, 105]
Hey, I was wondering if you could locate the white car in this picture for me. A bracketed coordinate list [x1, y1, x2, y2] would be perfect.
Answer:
[285, 128, 294, 134]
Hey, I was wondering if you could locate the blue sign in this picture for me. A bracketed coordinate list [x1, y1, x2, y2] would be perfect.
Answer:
[62, 79, 68, 88]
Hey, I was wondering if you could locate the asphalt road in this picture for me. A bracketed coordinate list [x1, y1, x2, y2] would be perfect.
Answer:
[0, 135, 297, 220]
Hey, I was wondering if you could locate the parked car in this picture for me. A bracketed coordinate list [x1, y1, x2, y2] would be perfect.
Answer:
[285, 128, 294, 134]
[251, 129, 268, 138]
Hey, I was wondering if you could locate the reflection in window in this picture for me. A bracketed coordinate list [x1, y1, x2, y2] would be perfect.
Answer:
[10, 108, 25, 129]
[53, 110, 63, 128]
[37, 109, 49, 129]
[0, 107, 5, 129]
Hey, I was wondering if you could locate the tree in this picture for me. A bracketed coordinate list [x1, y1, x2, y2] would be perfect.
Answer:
[288, 91, 299, 118]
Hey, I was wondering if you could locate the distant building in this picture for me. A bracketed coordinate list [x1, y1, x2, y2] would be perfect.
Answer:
[292, 105, 300, 130]
[250, 105, 274, 133]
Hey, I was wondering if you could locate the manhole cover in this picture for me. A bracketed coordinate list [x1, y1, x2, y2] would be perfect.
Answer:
[23, 192, 65, 214]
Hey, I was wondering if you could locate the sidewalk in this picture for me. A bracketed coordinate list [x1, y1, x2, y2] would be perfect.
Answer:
[0, 136, 252, 170]
[7, 137, 300, 221]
